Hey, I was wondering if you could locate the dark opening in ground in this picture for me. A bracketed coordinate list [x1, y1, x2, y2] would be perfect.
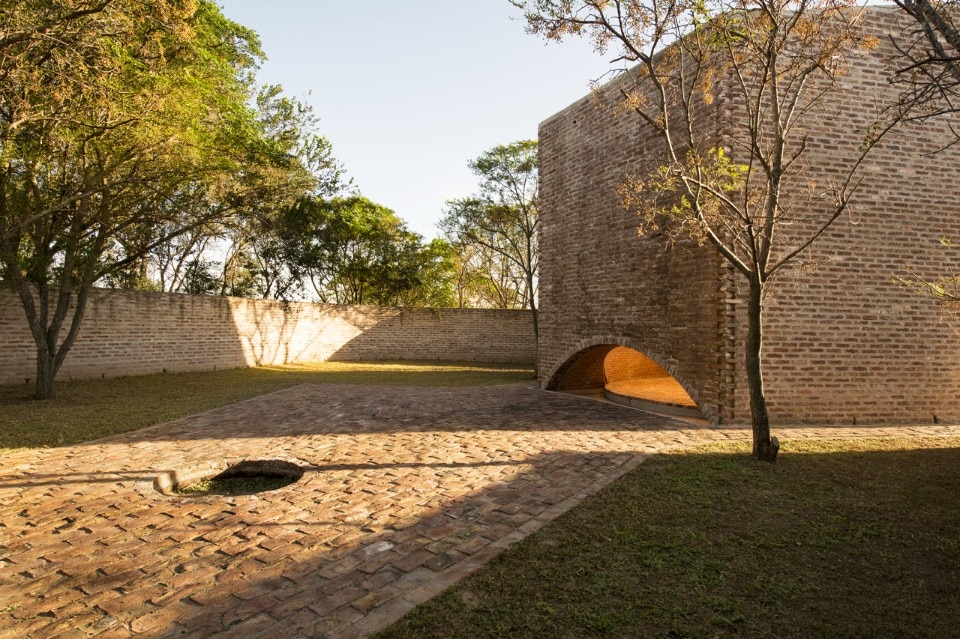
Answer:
[172, 459, 304, 496]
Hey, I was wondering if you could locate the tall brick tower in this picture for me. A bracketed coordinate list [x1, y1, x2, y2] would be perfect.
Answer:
[537, 7, 960, 425]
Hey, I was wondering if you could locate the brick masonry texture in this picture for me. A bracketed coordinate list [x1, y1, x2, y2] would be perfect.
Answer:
[5, 382, 958, 638]
[537, 7, 960, 425]
[0, 288, 535, 385]
[3, 384, 958, 638]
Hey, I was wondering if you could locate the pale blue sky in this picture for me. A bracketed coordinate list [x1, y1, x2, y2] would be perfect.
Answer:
[217, 1, 613, 238]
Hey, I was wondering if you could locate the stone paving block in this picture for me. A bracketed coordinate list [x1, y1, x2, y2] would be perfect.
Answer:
[308, 586, 366, 617]
[313, 603, 365, 638]
[220, 593, 279, 627]
[351, 585, 402, 614]
[46, 627, 89, 639]
[0, 615, 54, 639]
[389, 548, 435, 573]
[455, 534, 492, 555]
[104, 602, 159, 629]
[160, 619, 223, 639]
[90, 625, 134, 639]
[317, 554, 364, 580]
[249, 612, 319, 639]
[265, 587, 322, 619]
[129, 601, 194, 634]
[348, 596, 418, 637]
[317, 570, 369, 595]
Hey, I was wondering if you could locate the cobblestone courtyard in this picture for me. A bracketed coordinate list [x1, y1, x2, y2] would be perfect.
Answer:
[3, 383, 959, 638]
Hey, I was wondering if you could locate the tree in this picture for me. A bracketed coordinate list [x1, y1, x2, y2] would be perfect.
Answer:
[892, 0, 960, 137]
[513, 0, 898, 461]
[892, 3, 960, 307]
[441, 140, 540, 337]
[448, 243, 527, 309]
[209, 85, 350, 300]
[405, 238, 459, 308]
[281, 195, 456, 307]
[129, 85, 350, 300]
[0, 0, 265, 399]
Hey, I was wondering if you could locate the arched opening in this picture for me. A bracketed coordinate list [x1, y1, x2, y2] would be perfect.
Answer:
[549, 344, 701, 419]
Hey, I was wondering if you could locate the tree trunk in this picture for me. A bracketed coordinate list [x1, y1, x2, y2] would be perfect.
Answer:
[525, 271, 539, 377]
[10, 272, 94, 401]
[527, 273, 539, 343]
[529, 304, 540, 378]
[746, 276, 779, 462]
[35, 347, 57, 400]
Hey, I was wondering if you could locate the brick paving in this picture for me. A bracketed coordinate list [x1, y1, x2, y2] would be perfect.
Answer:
[2, 383, 960, 639]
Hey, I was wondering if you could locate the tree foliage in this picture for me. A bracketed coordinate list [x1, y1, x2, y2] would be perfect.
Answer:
[441, 141, 539, 335]
[281, 195, 455, 307]
[0, 0, 268, 399]
[210, 86, 350, 301]
[891, 3, 960, 313]
[513, 0, 898, 460]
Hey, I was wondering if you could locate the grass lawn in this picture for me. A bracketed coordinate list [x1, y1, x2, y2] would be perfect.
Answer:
[377, 437, 960, 639]
[0, 360, 533, 453]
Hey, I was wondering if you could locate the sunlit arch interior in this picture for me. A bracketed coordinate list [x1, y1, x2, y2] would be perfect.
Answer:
[549, 345, 702, 419]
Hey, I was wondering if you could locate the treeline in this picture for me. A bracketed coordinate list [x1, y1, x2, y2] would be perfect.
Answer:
[0, 0, 538, 399]
[107, 138, 540, 313]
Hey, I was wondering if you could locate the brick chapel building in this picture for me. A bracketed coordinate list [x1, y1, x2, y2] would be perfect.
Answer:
[537, 6, 960, 425]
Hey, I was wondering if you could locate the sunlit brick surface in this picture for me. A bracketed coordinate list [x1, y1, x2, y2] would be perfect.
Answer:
[537, 7, 960, 425]
[3, 384, 959, 638]
[0, 289, 535, 386]
[605, 377, 697, 408]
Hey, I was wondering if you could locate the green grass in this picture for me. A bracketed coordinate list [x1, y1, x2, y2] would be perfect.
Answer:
[175, 474, 295, 495]
[0, 360, 533, 453]
[377, 437, 960, 639]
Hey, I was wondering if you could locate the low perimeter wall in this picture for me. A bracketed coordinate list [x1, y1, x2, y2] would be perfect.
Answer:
[0, 288, 536, 385]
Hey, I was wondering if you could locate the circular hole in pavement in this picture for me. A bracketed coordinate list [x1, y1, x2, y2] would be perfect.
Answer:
[166, 460, 304, 496]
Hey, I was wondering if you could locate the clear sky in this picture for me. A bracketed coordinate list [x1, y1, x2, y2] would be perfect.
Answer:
[216, 1, 614, 238]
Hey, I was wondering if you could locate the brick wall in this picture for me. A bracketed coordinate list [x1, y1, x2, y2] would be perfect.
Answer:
[538, 7, 960, 425]
[0, 288, 535, 385]
[538, 48, 727, 422]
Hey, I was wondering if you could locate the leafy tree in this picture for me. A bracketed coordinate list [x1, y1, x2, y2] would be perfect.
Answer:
[513, 0, 899, 461]
[406, 238, 459, 308]
[441, 140, 539, 336]
[145, 218, 220, 293]
[209, 85, 350, 300]
[0, 0, 265, 399]
[448, 244, 526, 309]
[181, 257, 222, 296]
[281, 196, 455, 306]
[129, 85, 350, 300]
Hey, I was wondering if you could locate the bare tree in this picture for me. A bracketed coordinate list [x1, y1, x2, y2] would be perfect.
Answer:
[892, 0, 960, 138]
[890, 3, 960, 313]
[513, 0, 899, 460]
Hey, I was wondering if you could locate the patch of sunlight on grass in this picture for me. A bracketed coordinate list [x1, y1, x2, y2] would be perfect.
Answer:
[0, 360, 534, 452]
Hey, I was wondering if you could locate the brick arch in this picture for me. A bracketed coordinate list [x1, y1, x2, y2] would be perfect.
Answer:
[544, 336, 708, 419]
